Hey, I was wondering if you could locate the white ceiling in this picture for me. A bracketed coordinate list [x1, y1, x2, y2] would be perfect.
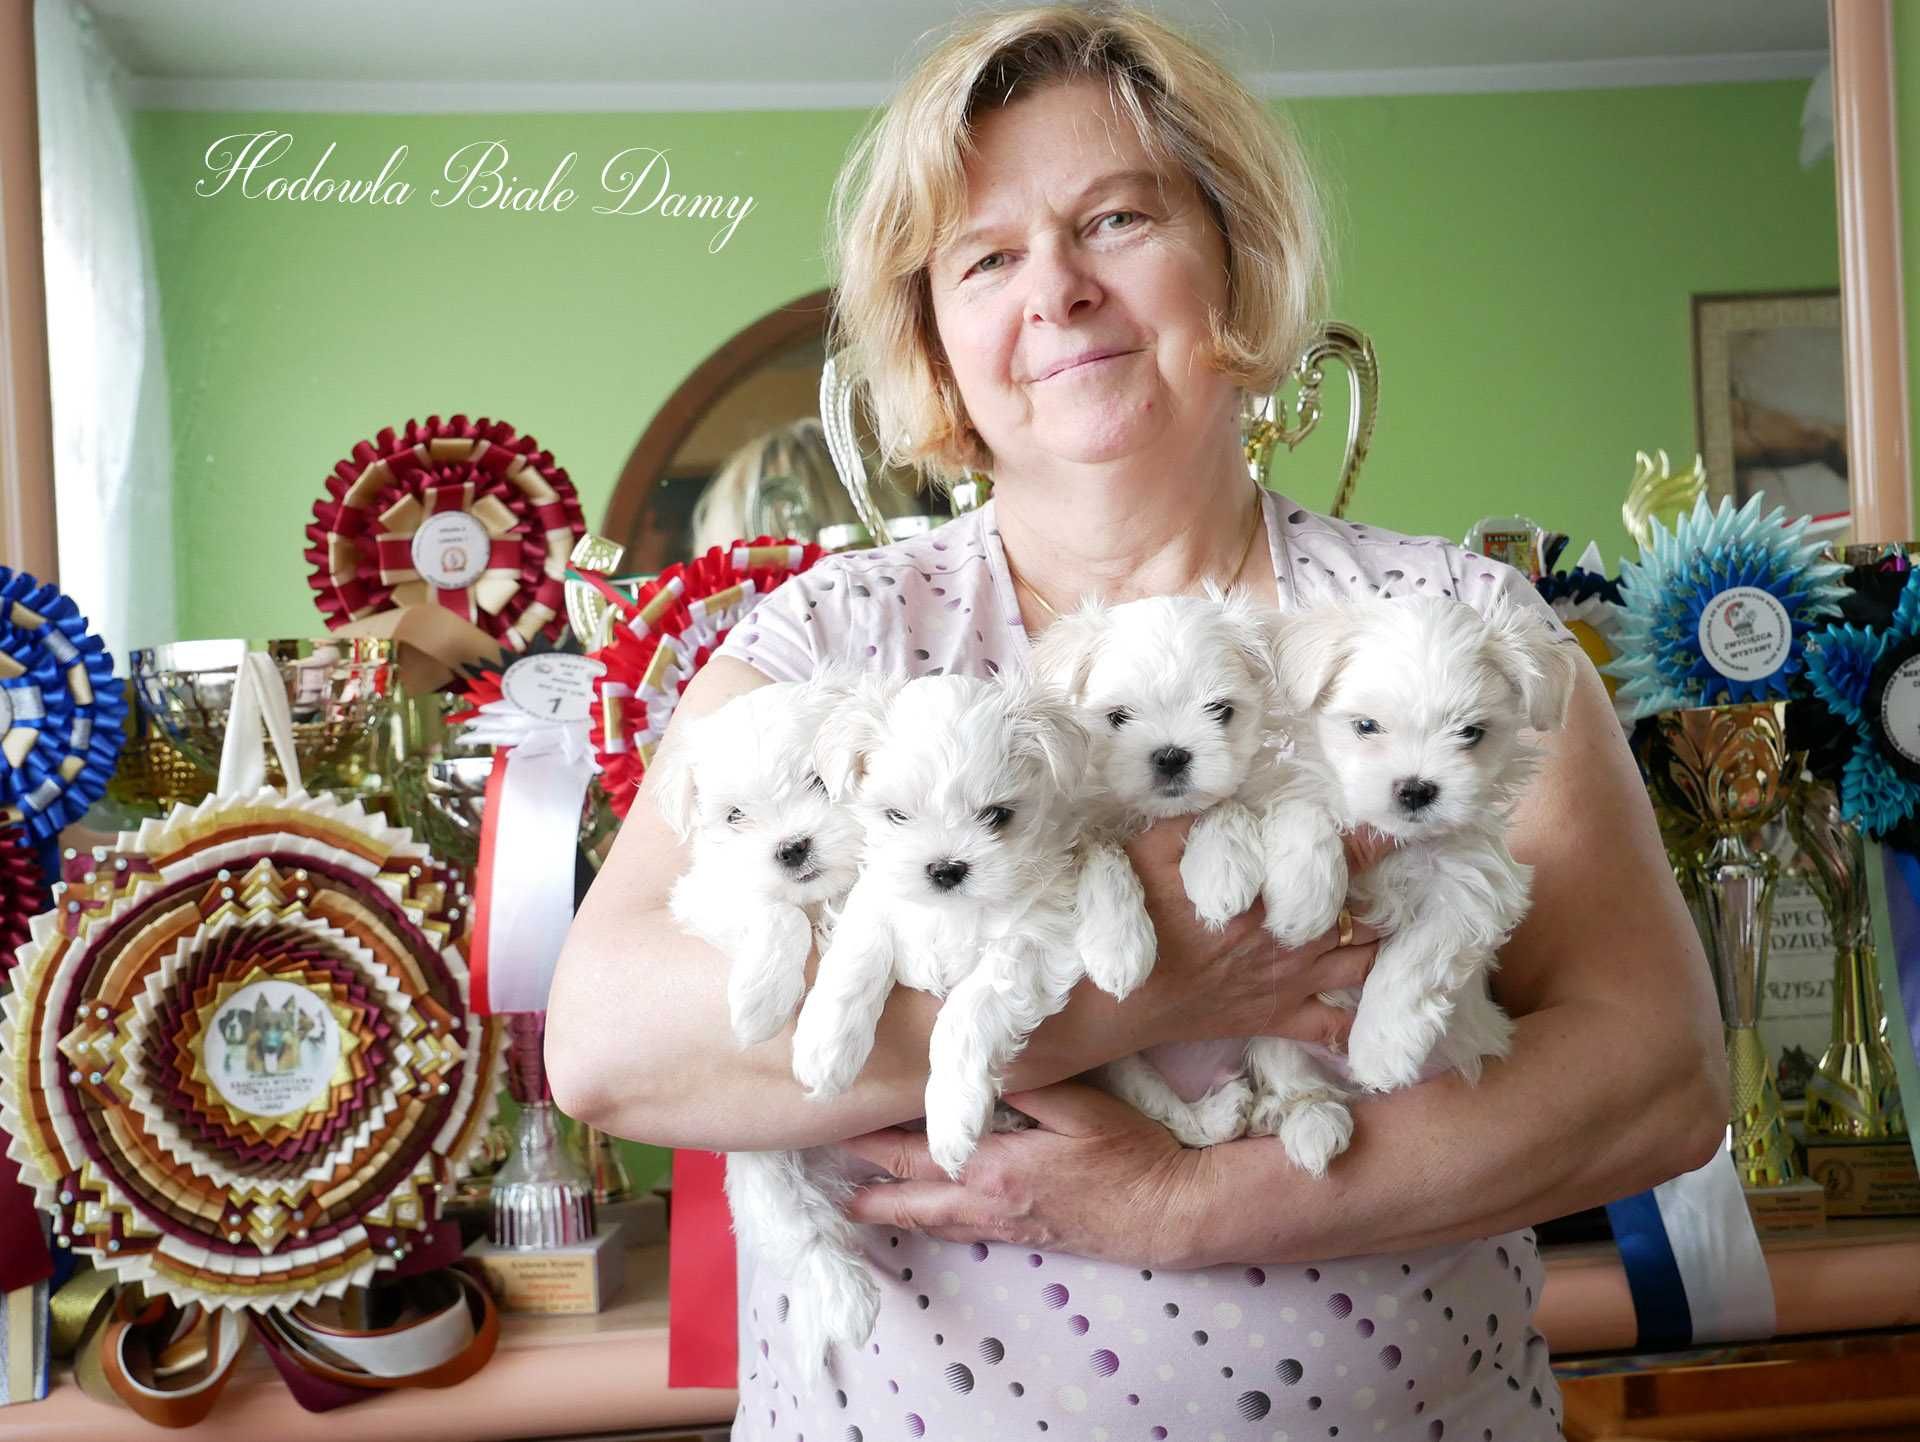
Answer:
[76, 0, 1831, 112]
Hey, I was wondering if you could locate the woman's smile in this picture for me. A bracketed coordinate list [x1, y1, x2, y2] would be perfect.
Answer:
[1036, 348, 1141, 383]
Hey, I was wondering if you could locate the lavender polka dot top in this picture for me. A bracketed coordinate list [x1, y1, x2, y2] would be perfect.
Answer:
[715, 491, 1567, 1441]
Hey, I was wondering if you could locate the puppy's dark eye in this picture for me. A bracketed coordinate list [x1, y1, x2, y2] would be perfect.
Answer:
[978, 804, 1014, 833]
[884, 807, 908, 825]
[1106, 708, 1132, 730]
[1458, 723, 1486, 747]
[808, 772, 828, 794]
[1352, 718, 1381, 738]
[724, 806, 745, 825]
[1205, 700, 1235, 726]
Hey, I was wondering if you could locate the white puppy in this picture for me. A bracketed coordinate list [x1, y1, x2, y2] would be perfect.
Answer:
[1030, 591, 1287, 1149]
[790, 671, 1099, 1177]
[1248, 592, 1579, 1145]
[651, 676, 877, 1377]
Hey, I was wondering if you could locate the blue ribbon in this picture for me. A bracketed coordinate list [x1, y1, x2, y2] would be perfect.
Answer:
[1604, 1189, 1695, 1350]
[0, 569, 125, 842]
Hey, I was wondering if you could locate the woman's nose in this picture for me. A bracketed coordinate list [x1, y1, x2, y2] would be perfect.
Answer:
[1025, 243, 1102, 327]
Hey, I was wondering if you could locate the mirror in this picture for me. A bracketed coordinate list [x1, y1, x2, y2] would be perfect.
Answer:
[29, 0, 1840, 654]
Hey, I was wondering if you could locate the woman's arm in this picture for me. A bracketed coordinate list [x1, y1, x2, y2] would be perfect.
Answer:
[841, 661, 1731, 1266]
[546, 657, 1378, 1153]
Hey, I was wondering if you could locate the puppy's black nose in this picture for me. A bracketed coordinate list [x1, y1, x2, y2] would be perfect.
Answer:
[1394, 778, 1439, 813]
[774, 837, 812, 870]
[926, 859, 969, 891]
[1150, 745, 1192, 780]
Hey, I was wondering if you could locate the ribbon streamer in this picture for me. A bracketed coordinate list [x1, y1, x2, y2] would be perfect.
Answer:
[1866, 844, 1920, 1178]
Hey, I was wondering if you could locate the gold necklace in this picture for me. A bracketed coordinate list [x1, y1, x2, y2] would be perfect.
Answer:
[1004, 488, 1266, 624]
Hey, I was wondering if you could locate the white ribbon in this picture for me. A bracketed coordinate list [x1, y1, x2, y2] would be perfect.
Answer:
[1650, 1136, 1777, 1343]
[471, 698, 599, 1014]
[216, 652, 302, 796]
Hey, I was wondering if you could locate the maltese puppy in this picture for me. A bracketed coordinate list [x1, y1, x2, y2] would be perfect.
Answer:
[651, 676, 878, 1376]
[1245, 592, 1579, 1156]
[1030, 590, 1288, 1150]
[790, 671, 1102, 1178]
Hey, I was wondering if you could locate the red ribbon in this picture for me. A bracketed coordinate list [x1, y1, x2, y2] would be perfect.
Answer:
[666, 1149, 737, 1388]
[0, 1149, 52, 1292]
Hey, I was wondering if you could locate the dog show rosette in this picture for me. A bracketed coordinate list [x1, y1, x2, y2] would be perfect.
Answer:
[304, 415, 586, 653]
[1609, 493, 1847, 720]
[1801, 562, 1920, 842]
[587, 537, 823, 817]
[0, 567, 126, 842]
[0, 786, 506, 1313]
[0, 827, 49, 974]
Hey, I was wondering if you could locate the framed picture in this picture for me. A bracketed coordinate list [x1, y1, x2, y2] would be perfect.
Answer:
[1692, 290, 1848, 522]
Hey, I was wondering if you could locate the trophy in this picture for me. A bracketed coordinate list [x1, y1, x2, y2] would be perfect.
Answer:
[1642, 702, 1803, 1187]
[1788, 780, 1907, 1140]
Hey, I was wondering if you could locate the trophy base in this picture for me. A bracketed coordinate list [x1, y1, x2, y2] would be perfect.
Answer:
[1743, 1176, 1827, 1236]
[1804, 1139, 1920, 1218]
[467, 1224, 626, 1314]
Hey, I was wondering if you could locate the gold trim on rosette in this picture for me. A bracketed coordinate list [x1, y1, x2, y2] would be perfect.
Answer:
[0, 786, 506, 1313]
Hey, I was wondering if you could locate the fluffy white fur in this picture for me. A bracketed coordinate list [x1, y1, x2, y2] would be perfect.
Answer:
[790, 671, 1105, 1178]
[1246, 592, 1580, 1153]
[1031, 591, 1291, 1150]
[652, 676, 878, 1378]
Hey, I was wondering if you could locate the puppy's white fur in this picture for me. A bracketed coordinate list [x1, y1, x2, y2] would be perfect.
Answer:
[653, 676, 877, 1378]
[1247, 592, 1579, 1143]
[791, 671, 1099, 1178]
[1031, 591, 1284, 1150]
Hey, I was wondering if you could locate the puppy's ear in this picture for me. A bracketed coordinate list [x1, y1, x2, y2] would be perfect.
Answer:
[1481, 592, 1580, 731]
[647, 730, 700, 841]
[1271, 606, 1355, 715]
[1213, 587, 1281, 698]
[1027, 600, 1111, 703]
[1004, 673, 1091, 796]
[813, 672, 897, 799]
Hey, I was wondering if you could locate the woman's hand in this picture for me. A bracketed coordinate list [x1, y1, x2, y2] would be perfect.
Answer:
[839, 1082, 1212, 1268]
[1124, 820, 1392, 1051]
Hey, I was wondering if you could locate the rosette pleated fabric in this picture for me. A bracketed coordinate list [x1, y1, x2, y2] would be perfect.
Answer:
[304, 415, 586, 652]
[0, 787, 507, 1314]
[0, 827, 49, 974]
[588, 537, 823, 816]
[0, 568, 126, 842]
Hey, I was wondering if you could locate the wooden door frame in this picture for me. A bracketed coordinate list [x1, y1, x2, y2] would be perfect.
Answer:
[0, 0, 58, 577]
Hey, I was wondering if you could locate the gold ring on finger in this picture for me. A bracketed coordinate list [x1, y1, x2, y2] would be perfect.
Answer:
[1336, 906, 1355, 947]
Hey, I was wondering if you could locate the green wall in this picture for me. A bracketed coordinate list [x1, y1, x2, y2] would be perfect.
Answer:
[136, 79, 1838, 643]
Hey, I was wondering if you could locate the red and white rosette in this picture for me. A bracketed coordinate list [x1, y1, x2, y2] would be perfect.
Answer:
[587, 537, 823, 817]
[1, 826, 48, 973]
[304, 415, 586, 653]
[448, 653, 603, 1015]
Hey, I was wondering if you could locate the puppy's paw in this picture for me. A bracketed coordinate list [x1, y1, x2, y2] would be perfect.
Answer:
[1166, 1076, 1252, 1148]
[789, 1008, 862, 1101]
[1181, 806, 1264, 930]
[1433, 990, 1515, 1085]
[924, 1090, 991, 1179]
[1261, 1096, 1353, 1179]
[728, 909, 813, 1047]
[1079, 912, 1156, 1000]
[1260, 881, 1345, 951]
[1343, 1003, 1443, 1094]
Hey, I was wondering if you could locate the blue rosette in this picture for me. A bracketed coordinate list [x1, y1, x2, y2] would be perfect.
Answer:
[0, 568, 126, 841]
[1801, 565, 1920, 840]
[1608, 493, 1848, 720]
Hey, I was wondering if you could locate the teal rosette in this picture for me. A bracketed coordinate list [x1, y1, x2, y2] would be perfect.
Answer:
[1608, 493, 1846, 720]
[0, 568, 126, 841]
[1803, 565, 1920, 838]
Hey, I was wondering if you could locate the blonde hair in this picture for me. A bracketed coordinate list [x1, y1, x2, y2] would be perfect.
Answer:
[826, 1, 1329, 486]
[687, 417, 859, 554]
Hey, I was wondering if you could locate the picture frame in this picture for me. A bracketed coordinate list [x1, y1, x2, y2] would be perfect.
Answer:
[1692, 290, 1848, 521]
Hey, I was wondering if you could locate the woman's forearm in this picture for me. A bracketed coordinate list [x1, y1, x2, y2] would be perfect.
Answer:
[545, 905, 1162, 1152]
[1175, 997, 1728, 1267]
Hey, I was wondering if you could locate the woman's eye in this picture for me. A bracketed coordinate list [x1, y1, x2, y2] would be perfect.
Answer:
[967, 251, 1006, 278]
[1352, 718, 1381, 738]
[1097, 210, 1141, 233]
[1106, 708, 1132, 730]
[1205, 700, 1235, 726]
[1458, 724, 1486, 747]
[884, 807, 908, 825]
[724, 806, 745, 825]
[979, 805, 1014, 833]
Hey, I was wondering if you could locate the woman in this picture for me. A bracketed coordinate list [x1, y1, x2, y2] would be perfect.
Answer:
[550, 7, 1727, 1438]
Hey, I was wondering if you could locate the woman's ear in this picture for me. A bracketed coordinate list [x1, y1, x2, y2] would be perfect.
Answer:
[1271, 606, 1354, 716]
[1027, 600, 1112, 703]
[813, 673, 898, 799]
[1482, 593, 1581, 732]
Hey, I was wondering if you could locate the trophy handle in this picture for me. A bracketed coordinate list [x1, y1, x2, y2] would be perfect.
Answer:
[820, 353, 897, 547]
[1244, 321, 1379, 521]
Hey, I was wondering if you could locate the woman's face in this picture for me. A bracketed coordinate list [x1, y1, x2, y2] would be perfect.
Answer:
[928, 79, 1235, 478]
